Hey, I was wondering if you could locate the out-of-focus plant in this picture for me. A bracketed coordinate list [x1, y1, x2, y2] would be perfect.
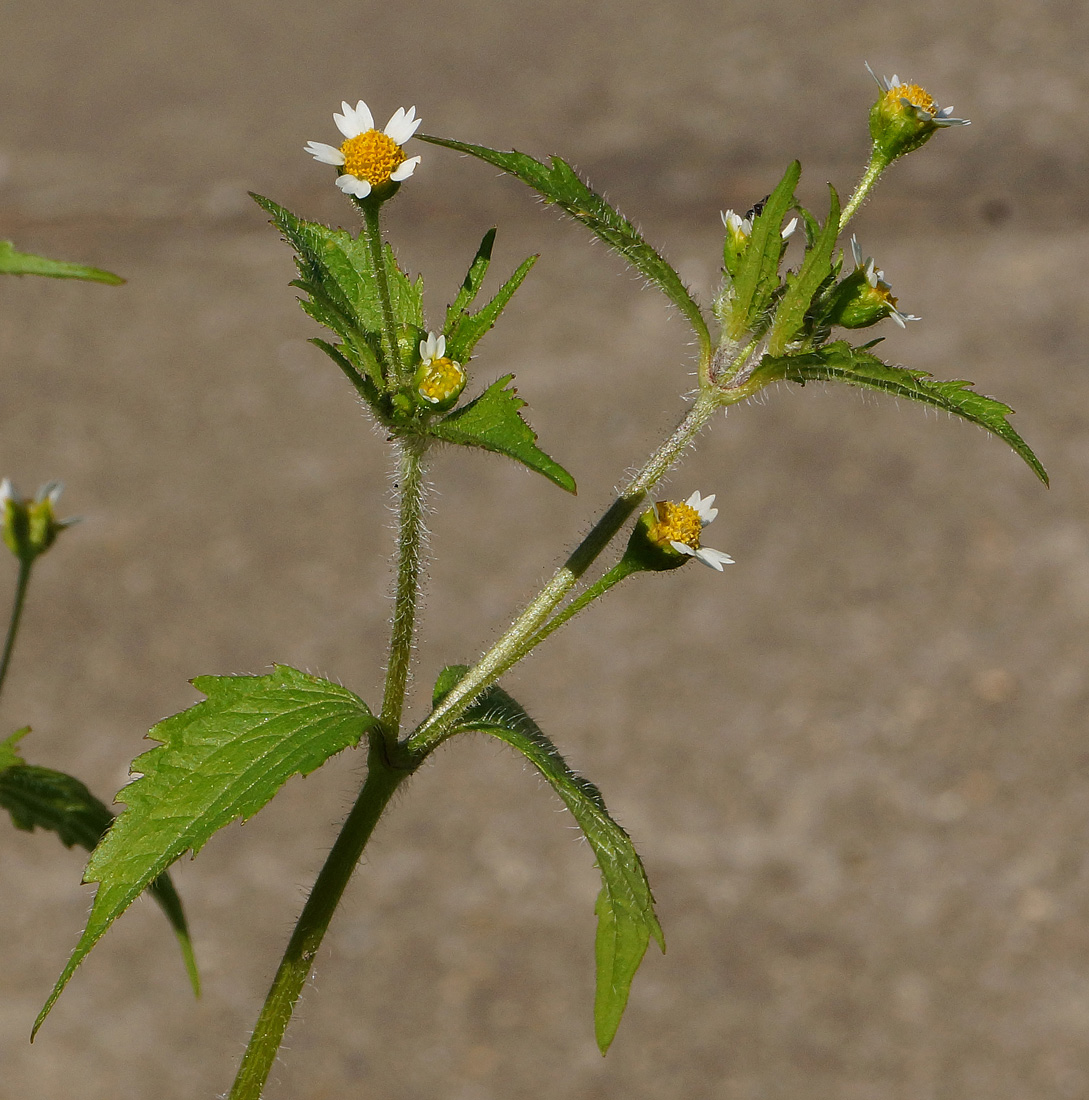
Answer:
[0, 252, 199, 994]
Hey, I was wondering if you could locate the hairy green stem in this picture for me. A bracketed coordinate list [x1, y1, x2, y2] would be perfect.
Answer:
[227, 735, 410, 1100]
[380, 439, 428, 739]
[0, 558, 33, 702]
[361, 200, 404, 384]
[516, 559, 638, 659]
[405, 388, 719, 757]
[839, 152, 886, 230]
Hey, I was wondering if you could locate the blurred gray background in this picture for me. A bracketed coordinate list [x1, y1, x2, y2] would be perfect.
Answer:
[2, 1, 1088, 1097]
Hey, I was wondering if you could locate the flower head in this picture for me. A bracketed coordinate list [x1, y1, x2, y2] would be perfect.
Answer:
[625, 491, 734, 573]
[825, 237, 918, 330]
[413, 332, 466, 412]
[1, 479, 79, 563]
[305, 99, 422, 200]
[866, 64, 968, 163]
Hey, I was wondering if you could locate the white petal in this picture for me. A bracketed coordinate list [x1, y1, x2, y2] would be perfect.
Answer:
[434, 333, 446, 358]
[0, 478, 13, 503]
[335, 99, 374, 139]
[781, 217, 798, 239]
[305, 141, 346, 165]
[335, 174, 372, 199]
[385, 105, 422, 146]
[685, 491, 718, 524]
[669, 540, 697, 557]
[390, 156, 420, 182]
[421, 332, 439, 361]
[851, 235, 863, 267]
[695, 547, 734, 571]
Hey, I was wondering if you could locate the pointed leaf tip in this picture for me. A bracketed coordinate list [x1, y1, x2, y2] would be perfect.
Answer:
[427, 375, 577, 492]
[417, 134, 711, 358]
[34, 666, 376, 1035]
[432, 666, 662, 1052]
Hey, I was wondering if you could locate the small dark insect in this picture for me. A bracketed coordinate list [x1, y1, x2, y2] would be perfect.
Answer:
[745, 195, 771, 221]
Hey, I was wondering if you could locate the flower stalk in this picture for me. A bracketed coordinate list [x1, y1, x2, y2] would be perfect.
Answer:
[0, 558, 33, 702]
[360, 200, 405, 383]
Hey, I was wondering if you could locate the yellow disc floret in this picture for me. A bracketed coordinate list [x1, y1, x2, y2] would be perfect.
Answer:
[417, 357, 466, 407]
[339, 130, 407, 188]
[884, 81, 937, 115]
[646, 500, 702, 552]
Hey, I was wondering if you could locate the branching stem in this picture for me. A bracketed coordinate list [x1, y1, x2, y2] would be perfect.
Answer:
[405, 387, 720, 757]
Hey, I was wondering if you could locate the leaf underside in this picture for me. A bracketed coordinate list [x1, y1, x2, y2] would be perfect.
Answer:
[417, 135, 711, 359]
[433, 666, 663, 1052]
[752, 341, 1049, 485]
[34, 665, 377, 1036]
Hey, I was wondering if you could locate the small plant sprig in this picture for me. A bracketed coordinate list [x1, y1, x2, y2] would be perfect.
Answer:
[28, 68, 1044, 1099]
[0, 236, 200, 996]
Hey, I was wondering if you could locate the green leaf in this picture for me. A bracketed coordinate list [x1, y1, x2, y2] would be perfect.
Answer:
[727, 161, 801, 339]
[428, 375, 576, 493]
[445, 227, 497, 328]
[751, 341, 1049, 485]
[417, 135, 711, 359]
[0, 240, 124, 284]
[310, 337, 383, 407]
[445, 251, 538, 366]
[35, 665, 378, 1036]
[0, 742, 199, 997]
[433, 666, 664, 1053]
[0, 726, 30, 769]
[252, 193, 424, 369]
[767, 184, 840, 356]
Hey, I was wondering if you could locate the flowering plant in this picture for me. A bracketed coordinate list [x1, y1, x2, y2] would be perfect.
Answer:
[1, 69, 1045, 1099]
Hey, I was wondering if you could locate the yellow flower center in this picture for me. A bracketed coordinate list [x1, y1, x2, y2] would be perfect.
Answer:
[647, 501, 702, 551]
[886, 82, 937, 116]
[339, 130, 406, 186]
[417, 357, 465, 404]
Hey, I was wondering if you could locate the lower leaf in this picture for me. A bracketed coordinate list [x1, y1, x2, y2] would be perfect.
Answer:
[34, 665, 377, 1036]
[433, 666, 663, 1052]
[0, 738, 199, 998]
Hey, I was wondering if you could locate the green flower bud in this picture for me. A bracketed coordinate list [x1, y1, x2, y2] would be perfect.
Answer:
[720, 210, 753, 279]
[867, 64, 969, 165]
[823, 237, 919, 330]
[622, 492, 733, 573]
[1, 480, 78, 564]
[413, 332, 466, 413]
